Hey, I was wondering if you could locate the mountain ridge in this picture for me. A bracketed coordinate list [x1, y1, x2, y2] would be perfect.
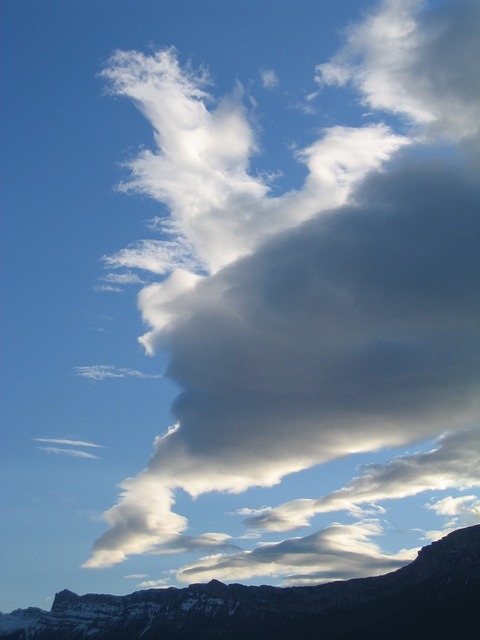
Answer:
[2, 524, 479, 639]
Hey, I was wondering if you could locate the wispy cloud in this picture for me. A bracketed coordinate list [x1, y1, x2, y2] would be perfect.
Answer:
[34, 438, 104, 449]
[102, 238, 206, 276]
[100, 272, 147, 285]
[260, 69, 279, 89]
[36, 447, 101, 460]
[74, 365, 162, 381]
[244, 430, 480, 532]
[94, 284, 123, 293]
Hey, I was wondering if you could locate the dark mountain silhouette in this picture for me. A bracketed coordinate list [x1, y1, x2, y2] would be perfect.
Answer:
[1, 524, 479, 639]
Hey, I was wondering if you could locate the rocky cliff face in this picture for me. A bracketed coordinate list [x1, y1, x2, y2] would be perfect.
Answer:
[1, 524, 479, 640]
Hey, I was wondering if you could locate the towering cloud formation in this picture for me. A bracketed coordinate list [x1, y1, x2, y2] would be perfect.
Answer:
[86, 0, 480, 578]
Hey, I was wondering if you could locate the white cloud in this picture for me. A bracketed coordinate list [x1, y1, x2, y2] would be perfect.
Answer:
[100, 46, 408, 357]
[83, 463, 237, 568]
[34, 438, 104, 448]
[260, 69, 279, 89]
[101, 48, 406, 295]
[101, 48, 268, 276]
[177, 520, 415, 585]
[245, 430, 480, 532]
[86, 1, 480, 572]
[101, 272, 147, 285]
[37, 447, 101, 460]
[137, 578, 171, 588]
[136, 123, 408, 354]
[103, 239, 205, 276]
[94, 284, 123, 293]
[74, 365, 162, 381]
[315, 0, 480, 140]
[426, 494, 480, 532]
[83, 479, 187, 568]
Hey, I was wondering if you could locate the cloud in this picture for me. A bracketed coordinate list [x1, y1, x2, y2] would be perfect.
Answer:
[315, 0, 480, 141]
[427, 495, 480, 519]
[103, 239, 205, 276]
[86, 1, 480, 571]
[137, 578, 171, 588]
[136, 123, 408, 354]
[101, 47, 406, 292]
[83, 464, 238, 568]
[34, 438, 104, 448]
[74, 365, 162, 381]
[426, 494, 480, 530]
[260, 69, 279, 89]
[177, 520, 414, 585]
[245, 430, 480, 532]
[100, 272, 147, 285]
[87, 152, 480, 566]
[37, 447, 101, 460]
[100, 47, 268, 276]
[35, 438, 104, 460]
[94, 284, 123, 293]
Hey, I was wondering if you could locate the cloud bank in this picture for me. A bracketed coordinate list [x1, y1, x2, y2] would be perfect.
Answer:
[177, 520, 414, 585]
[87, 0, 480, 579]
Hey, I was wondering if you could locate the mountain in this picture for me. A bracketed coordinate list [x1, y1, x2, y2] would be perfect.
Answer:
[1, 524, 479, 640]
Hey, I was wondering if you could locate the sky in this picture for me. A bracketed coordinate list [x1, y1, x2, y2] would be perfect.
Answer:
[1, 0, 479, 614]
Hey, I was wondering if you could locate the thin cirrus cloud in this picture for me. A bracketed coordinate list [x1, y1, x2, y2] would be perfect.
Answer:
[34, 438, 105, 460]
[36, 447, 101, 460]
[85, 0, 480, 578]
[74, 365, 162, 381]
[95, 271, 147, 292]
[260, 69, 279, 89]
[34, 438, 104, 448]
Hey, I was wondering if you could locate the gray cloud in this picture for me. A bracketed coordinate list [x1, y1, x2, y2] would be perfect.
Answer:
[177, 520, 413, 585]
[87, 150, 480, 567]
[86, 0, 480, 569]
[161, 157, 479, 471]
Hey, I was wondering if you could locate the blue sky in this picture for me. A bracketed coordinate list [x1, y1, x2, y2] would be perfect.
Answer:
[1, 0, 479, 613]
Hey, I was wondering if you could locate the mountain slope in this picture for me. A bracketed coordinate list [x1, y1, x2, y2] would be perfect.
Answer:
[1, 524, 479, 640]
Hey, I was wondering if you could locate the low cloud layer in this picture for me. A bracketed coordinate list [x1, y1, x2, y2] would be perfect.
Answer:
[87, 0, 480, 577]
[177, 520, 414, 585]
